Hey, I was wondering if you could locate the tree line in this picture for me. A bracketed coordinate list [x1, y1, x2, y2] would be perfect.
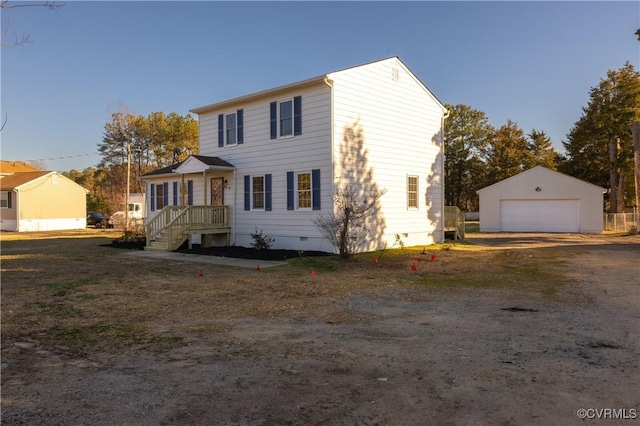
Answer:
[62, 62, 639, 216]
[445, 62, 640, 213]
[64, 111, 198, 214]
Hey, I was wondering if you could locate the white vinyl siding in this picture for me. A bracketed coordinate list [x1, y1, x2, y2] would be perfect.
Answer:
[198, 83, 333, 251]
[329, 57, 446, 249]
[192, 57, 446, 251]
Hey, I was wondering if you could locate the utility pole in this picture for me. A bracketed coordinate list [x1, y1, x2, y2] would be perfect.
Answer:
[125, 133, 131, 232]
[632, 122, 640, 231]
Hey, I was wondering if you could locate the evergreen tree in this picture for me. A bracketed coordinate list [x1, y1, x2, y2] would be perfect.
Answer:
[484, 120, 531, 185]
[561, 62, 640, 211]
[526, 130, 557, 169]
[443, 104, 493, 210]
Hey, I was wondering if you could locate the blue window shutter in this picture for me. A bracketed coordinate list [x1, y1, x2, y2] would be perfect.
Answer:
[237, 109, 244, 144]
[286, 171, 294, 210]
[294, 96, 302, 136]
[173, 182, 178, 205]
[265, 174, 272, 211]
[150, 184, 156, 211]
[187, 180, 193, 205]
[312, 169, 321, 210]
[244, 175, 250, 211]
[218, 114, 224, 147]
[270, 101, 277, 139]
[163, 182, 169, 207]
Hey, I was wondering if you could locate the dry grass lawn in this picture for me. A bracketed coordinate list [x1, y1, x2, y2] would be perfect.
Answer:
[2, 229, 637, 425]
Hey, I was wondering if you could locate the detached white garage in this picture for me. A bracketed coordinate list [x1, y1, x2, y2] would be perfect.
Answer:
[477, 166, 605, 234]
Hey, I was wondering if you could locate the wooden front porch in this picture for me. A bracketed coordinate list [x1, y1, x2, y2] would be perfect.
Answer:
[145, 205, 231, 252]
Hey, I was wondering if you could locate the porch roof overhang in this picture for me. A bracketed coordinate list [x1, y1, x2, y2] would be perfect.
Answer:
[141, 155, 235, 180]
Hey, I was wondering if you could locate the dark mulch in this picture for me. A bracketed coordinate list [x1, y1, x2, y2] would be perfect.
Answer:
[177, 244, 333, 261]
[103, 238, 333, 261]
[103, 239, 146, 250]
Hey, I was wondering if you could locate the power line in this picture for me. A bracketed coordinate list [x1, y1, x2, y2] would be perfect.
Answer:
[25, 152, 99, 162]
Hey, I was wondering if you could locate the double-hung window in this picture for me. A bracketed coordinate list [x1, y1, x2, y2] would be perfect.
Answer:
[407, 175, 418, 209]
[279, 101, 293, 137]
[244, 174, 272, 211]
[270, 96, 302, 139]
[218, 109, 244, 147]
[287, 169, 320, 211]
[156, 182, 168, 210]
[252, 176, 265, 209]
[297, 172, 311, 209]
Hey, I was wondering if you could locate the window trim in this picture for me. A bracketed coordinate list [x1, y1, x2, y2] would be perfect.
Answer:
[271, 96, 301, 139]
[218, 109, 244, 147]
[296, 171, 312, 210]
[279, 99, 293, 138]
[155, 182, 168, 210]
[252, 175, 265, 211]
[0, 191, 10, 209]
[407, 175, 419, 209]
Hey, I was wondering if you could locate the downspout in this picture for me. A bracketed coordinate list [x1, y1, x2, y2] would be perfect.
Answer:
[440, 108, 450, 242]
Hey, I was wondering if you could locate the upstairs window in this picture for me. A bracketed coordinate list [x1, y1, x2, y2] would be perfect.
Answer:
[271, 96, 302, 139]
[226, 113, 237, 144]
[218, 109, 244, 147]
[280, 101, 293, 136]
[407, 175, 418, 209]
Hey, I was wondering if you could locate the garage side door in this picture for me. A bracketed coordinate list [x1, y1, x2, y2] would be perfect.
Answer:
[499, 200, 580, 232]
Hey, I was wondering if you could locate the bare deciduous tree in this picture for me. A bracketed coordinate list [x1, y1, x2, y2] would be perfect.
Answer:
[313, 184, 386, 259]
[1, 0, 65, 48]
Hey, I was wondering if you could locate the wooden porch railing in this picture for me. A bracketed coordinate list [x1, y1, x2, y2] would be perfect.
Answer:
[146, 205, 230, 251]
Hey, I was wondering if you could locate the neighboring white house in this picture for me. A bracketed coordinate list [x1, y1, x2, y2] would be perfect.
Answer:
[477, 166, 605, 233]
[141, 57, 448, 253]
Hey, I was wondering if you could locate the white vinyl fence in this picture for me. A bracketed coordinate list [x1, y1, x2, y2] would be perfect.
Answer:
[603, 213, 639, 232]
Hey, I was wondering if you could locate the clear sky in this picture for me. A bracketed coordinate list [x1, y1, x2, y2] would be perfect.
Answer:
[2, 1, 639, 172]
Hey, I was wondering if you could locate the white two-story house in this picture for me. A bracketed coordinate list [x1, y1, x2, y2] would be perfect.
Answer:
[141, 57, 448, 253]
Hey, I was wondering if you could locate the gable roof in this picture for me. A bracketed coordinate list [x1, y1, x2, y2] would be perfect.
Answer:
[190, 56, 446, 115]
[0, 161, 40, 174]
[0, 171, 51, 190]
[476, 166, 606, 194]
[0, 171, 89, 193]
[141, 155, 235, 177]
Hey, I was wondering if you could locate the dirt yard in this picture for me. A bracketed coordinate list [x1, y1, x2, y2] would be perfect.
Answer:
[1, 230, 638, 425]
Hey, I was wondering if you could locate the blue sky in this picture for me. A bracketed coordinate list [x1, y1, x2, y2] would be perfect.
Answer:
[2, 1, 639, 172]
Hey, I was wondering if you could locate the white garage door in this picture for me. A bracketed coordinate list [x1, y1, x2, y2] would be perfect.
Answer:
[499, 200, 580, 232]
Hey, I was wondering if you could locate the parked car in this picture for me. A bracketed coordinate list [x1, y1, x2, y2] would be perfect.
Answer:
[87, 212, 111, 228]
